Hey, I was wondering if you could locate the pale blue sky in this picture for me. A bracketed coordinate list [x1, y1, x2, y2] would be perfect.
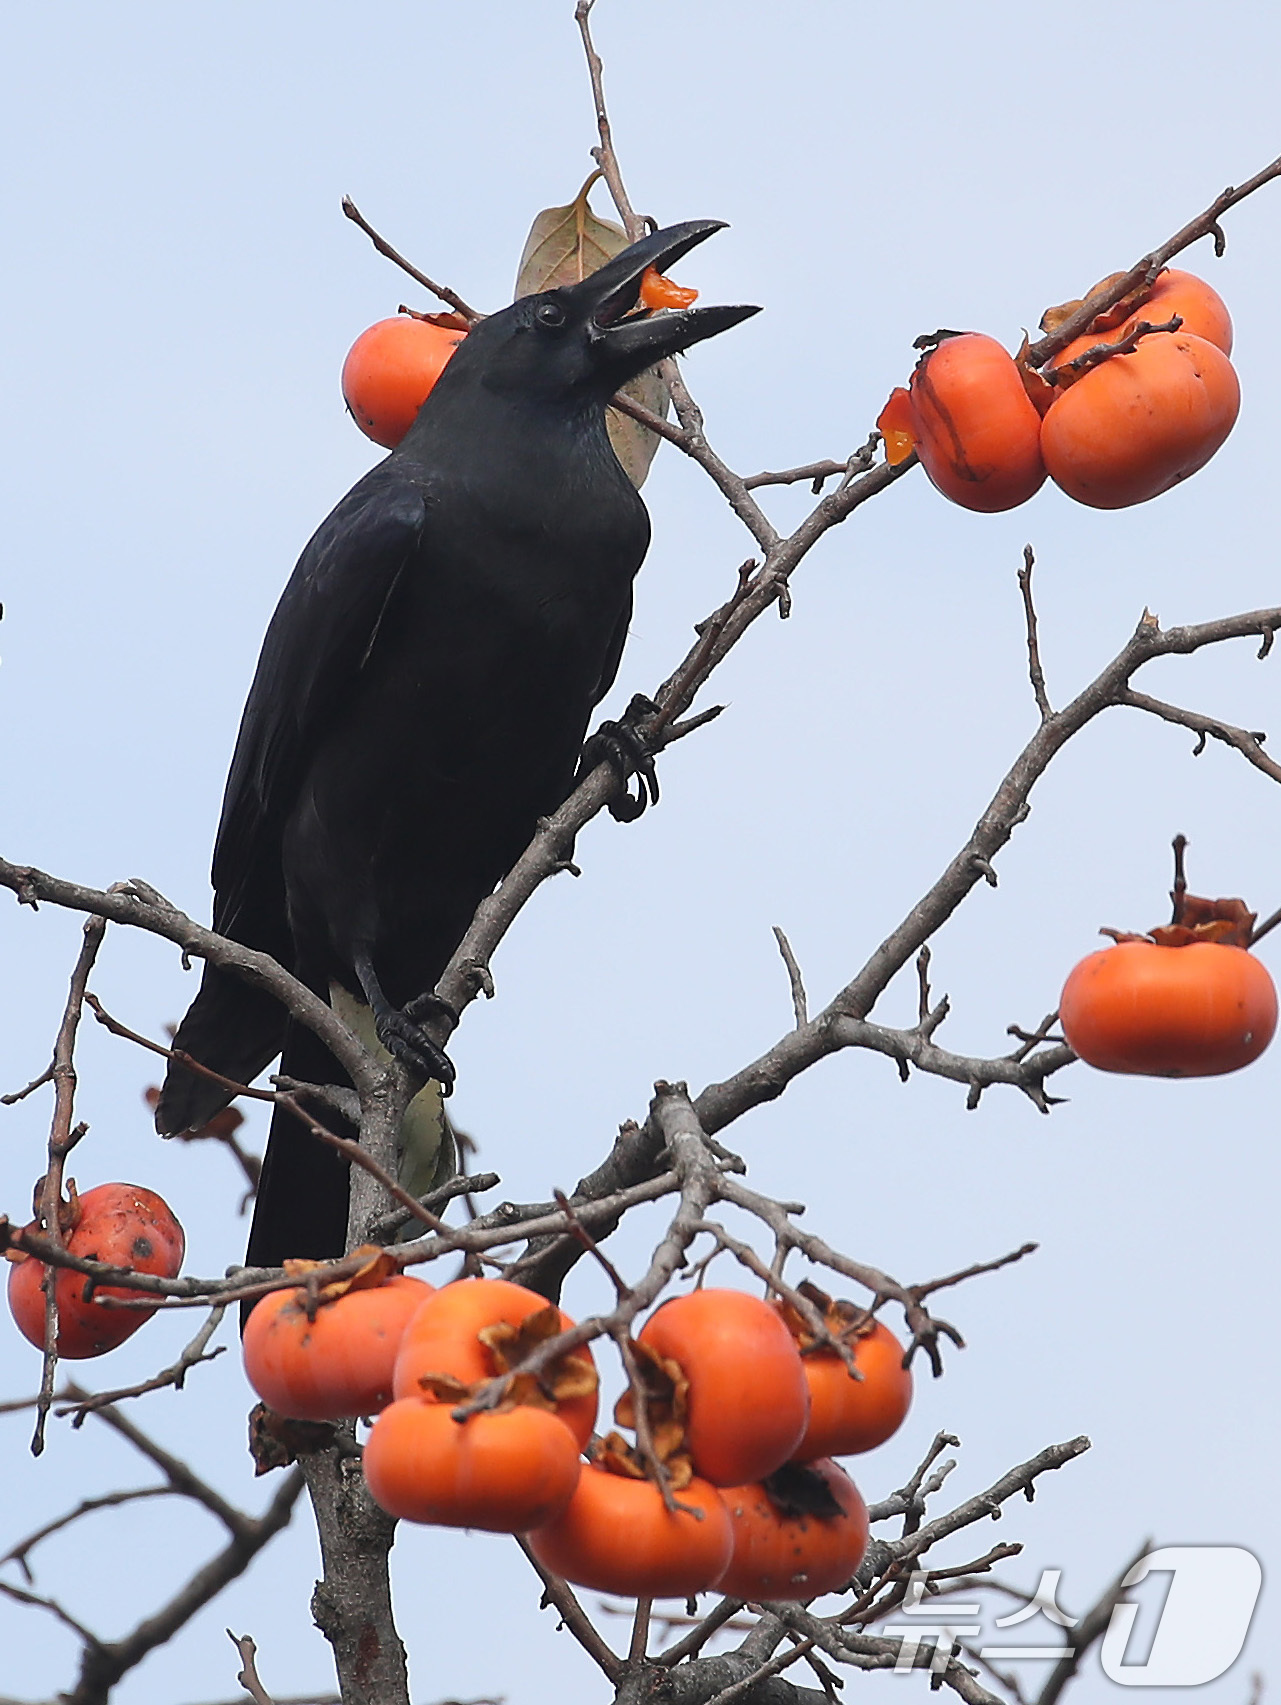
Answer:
[2, 3, 1278, 1701]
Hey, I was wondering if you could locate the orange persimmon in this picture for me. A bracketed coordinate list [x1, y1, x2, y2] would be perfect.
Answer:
[7, 1183, 185, 1359]
[1041, 331, 1239, 509]
[341, 316, 466, 449]
[242, 1273, 433, 1421]
[716, 1459, 870, 1600]
[527, 1457, 733, 1597]
[636, 1289, 809, 1486]
[907, 333, 1047, 512]
[363, 1397, 582, 1531]
[392, 1277, 598, 1448]
[1060, 939, 1276, 1077]
[789, 1318, 912, 1460]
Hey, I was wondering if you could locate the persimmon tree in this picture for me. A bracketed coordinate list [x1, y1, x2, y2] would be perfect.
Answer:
[2, 7, 1278, 1704]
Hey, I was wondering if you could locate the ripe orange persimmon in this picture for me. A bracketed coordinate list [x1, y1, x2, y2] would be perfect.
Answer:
[636, 1289, 809, 1486]
[527, 1458, 733, 1597]
[1060, 939, 1277, 1077]
[363, 1397, 582, 1531]
[392, 1277, 598, 1447]
[1041, 331, 1239, 509]
[907, 333, 1047, 512]
[341, 316, 466, 449]
[7, 1183, 185, 1359]
[788, 1318, 912, 1460]
[242, 1273, 433, 1420]
[1050, 270, 1233, 374]
[715, 1459, 870, 1600]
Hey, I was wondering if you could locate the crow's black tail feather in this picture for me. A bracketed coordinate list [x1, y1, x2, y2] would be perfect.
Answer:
[243, 1019, 352, 1281]
[155, 963, 285, 1136]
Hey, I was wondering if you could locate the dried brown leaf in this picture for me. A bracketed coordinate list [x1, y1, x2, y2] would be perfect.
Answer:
[248, 1402, 335, 1475]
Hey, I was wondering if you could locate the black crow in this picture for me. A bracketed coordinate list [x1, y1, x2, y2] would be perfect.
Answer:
[155, 221, 758, 1271]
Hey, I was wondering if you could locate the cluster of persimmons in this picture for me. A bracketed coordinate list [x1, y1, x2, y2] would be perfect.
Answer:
[243, 1273, 911, 1601]
[879, 269, 1239, 512]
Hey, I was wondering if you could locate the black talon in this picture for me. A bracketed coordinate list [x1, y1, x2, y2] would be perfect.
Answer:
[579, 691, 661, 822]
[354, 954, 457, 1094]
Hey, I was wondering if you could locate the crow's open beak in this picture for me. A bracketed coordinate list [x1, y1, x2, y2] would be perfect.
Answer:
[574, 220, 760, 379]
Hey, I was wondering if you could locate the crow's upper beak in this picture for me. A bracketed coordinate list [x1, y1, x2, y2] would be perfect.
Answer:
[573, 220, 760, 378]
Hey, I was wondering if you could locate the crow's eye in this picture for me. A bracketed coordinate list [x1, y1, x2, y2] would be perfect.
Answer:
[536, 300, 566, 328]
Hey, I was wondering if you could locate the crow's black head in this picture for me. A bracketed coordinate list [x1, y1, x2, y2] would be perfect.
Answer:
[433, 220, 759, 407]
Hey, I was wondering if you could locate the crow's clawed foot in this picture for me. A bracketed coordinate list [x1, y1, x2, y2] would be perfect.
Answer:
[579, 692, 661, 822]
[374, 1005, 457, 1095]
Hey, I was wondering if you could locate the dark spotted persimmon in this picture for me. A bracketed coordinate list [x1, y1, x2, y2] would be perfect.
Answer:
[7, 1183, 185, 1359]
[906, 333, 1047, 512]
[1041, 331, 1239, 509]
[716, 1458, 870, 1600]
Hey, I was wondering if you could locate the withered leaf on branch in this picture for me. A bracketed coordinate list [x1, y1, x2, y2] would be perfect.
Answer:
[248, 1402, 336, 1475]
[515, 171, 671, 489]
[779, 1278, 875, 1359]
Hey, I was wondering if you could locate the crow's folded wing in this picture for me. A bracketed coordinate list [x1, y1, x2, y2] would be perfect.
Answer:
[210, 467, 428, 941]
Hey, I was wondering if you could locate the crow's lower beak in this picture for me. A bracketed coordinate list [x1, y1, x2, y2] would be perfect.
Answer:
[575, 220, 760, 380]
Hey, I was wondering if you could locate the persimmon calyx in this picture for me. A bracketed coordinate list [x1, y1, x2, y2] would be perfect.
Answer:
[1039, 272, 1156, 338]
[400, 308, 471, 332]
[281, 1245, 399, 1306]
[590, 1428, 696, 1491]
[612, 1337, 694, 1473]
[416, 1305, 600, 1413]
[1100, 893, 1257, 951]
[777, 1278, 874, 1365]
[476, 1304, 599, 1408]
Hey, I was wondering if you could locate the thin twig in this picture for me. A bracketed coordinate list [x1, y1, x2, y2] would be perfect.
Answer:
[1018, 547, 1052, 720]
[31, 914, 106, 1455]
[55, 1306, 227, 1424]
[772, 927, 809, 1027]
[227, 1631, 275, 1705]
[516, 1536, 624, 1683]
[340, 196, 480, 322]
